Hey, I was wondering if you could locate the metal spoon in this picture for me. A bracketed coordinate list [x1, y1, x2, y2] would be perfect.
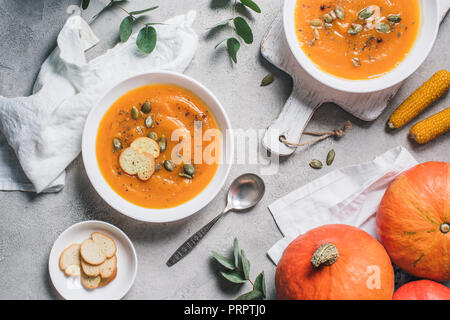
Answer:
[166, 173, 265, 267]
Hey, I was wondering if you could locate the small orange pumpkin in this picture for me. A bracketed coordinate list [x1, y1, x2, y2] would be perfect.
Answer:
[275, 224, 394, 300]
[377, 161, 450, 281]
[393, 280, 450, 300]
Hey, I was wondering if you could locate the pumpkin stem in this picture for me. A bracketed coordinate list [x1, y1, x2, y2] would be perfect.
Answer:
[440, 223, 450, 234]
[311, 243, 339, 268]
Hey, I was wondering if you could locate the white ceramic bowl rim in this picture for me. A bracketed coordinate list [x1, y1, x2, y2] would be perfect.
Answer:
[82, 71, 234, 223]
[283, 0, 440, 93]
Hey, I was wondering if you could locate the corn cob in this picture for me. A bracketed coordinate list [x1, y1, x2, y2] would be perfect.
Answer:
[388, 70, 450, 129]
[409, 107, 450, 144]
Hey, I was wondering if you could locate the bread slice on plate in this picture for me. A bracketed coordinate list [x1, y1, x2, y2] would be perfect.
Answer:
[99, 268, 117, 287]
[119, 147, 155, 181]
[59, 244, 81, 276]
[91, 232, 117, 258]
[80, 239, 106, 266]
[131, 137, 160, 158]
[81, 255, 117, 278]
[81, 270, 101, 289]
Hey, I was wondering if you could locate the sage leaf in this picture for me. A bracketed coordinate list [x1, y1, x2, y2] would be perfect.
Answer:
[236, 289, 263, 300]
[227, 38, 240, 63]
[253, 271, 266, 298]
[233, 238, 239, 268]
[136, 26, 157, 53]
[120, 16, 133, 43]
[208, 19, 232, 30]
[220, 270, 246, 284]
[260, 74, 274, 86]
[234, 17, 253, 44]
[240, 0, 261, 13]
[81, 0, 90, 10]
[240, 249, 250, 280]
[129, 6, 159, 15]
[211, 251, 235, 270]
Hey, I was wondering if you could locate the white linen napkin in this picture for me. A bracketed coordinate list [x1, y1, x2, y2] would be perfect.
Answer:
[267, 146, 418, 265]
[0, 10, 198, 193]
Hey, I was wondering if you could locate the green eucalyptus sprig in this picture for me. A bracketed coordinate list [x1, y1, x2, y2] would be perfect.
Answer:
[211, 238, 266, 300]
[81, 0, 160, 54]
[209, 0, 261, 63]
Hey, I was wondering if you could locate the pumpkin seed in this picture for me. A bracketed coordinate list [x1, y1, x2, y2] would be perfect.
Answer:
[358, 7, 374, 20]
[376, 22, 391, 33]
[348, 24, 363, 35]
[112, 138, 122, 151]
[309, 19, 323, 27]
[326, 149, 335, 166]
[179, 173, 193, 179]
[147, 131, 158, 140]
[330, 10, 337, 20]
[183, 164, 195, 176]
[144, 116, 153, 128]
[131, 106, 139, 120]
[309, 159, 323, 169]
[141, 101, 151, 114]
[260, 74, 275, 86]
[163, 160, 175, 172]
[387, 14, 402, 23]
[334, 7, 345, 19]
[323, 13, 333, 24]
[159, 135, 167, 152]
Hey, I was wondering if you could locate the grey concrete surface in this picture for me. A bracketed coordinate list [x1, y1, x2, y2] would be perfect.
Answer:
[0, 0, 449, 300]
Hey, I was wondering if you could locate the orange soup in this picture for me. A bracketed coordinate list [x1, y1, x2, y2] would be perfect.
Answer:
[96, 84, 220, 209]
[295, 0, 420, 79]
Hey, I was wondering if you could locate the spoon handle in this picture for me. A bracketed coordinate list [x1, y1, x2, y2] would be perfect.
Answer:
[166, 212, 226, 267]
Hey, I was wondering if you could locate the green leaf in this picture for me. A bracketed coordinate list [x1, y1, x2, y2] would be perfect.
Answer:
[207, 19, 232, 30]
[233, 17, 253, 44]
[211, 251, 235, 270]
[240, 0, 261, 13]
[253, 271, 266, 298]
[236, 289, 263, 300]
[226, 38, 240, 63]
[129, 6, 159, 15]
[81, 0, 90, 10]
[240, 249, 250, 280]
[119, 16, 133, 43]
[233, 238, 239, 268]
[220, 270, 246, 284]
[136, 26, 157, 53]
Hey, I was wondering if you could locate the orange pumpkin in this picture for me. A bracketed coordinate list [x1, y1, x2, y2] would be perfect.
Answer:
[393, 280, 450, 300]
[377, 162, 450, 281]
[275, 224, 394, 300]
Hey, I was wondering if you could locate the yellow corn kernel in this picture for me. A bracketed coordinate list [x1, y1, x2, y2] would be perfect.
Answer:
[388, 70, 450, 129]
[409, 107, 450, 144]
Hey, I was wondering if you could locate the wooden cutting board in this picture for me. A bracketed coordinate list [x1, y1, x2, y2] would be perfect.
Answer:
[261, 4, 449, 157]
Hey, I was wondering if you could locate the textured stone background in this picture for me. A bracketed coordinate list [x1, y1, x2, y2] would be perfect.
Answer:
[0, 0, 448, 299]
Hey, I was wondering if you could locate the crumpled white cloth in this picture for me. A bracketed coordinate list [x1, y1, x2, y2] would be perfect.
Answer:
[267, 146, 418, 265]
[0, 10, 198, 193]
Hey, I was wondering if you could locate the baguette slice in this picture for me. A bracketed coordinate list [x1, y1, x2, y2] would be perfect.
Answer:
[119, 147, 155, 181]
[81, 270, 101, 289]
[99, 268, 117, 287]
[92, 232, 117, 259]
[59, 244, 81, 276]
[80, 239, 106, 266]
[131, 137, 160, 158]
[81, 255, 117, 278]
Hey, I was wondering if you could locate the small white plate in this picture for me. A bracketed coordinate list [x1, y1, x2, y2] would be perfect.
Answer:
[48, 221, 137, 300]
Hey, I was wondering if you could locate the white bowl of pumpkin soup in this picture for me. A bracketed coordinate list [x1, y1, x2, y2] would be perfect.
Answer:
[284, 0, 441, 93]
[82, 71, 233, 223]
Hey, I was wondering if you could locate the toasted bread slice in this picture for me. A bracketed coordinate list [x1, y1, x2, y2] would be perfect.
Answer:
[81, 255, 117, 278]
[59, 244, 81, 276]
[80, 239, 106, 266]
[131, 137, 160, 158]
[91, 232, 117, 259]
[81, 270, 101, 290]
[99, 268, 117, 287]
[119, 147, 155, 181]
